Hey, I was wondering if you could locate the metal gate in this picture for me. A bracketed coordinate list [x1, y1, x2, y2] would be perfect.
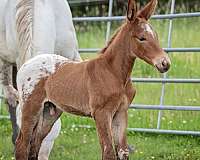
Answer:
[1, 0, 200, 136]
[73, 0, 200, 135]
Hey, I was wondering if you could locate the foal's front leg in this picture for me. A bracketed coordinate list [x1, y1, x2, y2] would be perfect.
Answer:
[112, 107, 129, 160]
[94, 108, 116, 160]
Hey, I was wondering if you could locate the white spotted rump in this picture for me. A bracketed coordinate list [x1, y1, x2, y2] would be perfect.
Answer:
[16, 54, 72, 128]
[17, 54, 70, 103]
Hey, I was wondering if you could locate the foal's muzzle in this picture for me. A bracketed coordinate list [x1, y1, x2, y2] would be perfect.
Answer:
[155, 57, 171, 73]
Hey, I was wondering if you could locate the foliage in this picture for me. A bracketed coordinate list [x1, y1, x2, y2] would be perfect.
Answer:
[69, 0, 200, 18]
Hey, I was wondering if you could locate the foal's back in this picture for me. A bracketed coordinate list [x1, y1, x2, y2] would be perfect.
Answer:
[17, 54, 91, 116]
[17, 53, 122, 116]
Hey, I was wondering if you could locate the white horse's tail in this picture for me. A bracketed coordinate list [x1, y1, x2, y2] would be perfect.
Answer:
[16, 0, 33, 68]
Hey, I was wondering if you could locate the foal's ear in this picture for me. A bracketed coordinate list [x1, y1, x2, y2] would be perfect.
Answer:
[127, 0, 137, 22]
[138, 0, 158, 20]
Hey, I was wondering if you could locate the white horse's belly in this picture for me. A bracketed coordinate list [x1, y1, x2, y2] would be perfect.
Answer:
[0, 41, 16, 63]
[51, 0, 81, 61]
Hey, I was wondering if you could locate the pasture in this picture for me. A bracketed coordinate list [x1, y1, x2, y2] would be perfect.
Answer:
[1, 17, 200, 159]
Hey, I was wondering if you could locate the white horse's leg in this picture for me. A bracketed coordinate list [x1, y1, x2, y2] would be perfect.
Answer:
[0, 59, 18, 106]
[38, 119, 61, 160]
[0, 58, 18, 144]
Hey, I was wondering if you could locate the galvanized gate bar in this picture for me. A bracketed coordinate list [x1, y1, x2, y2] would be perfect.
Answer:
[127, 128, 200, 136]
[73, 12, 200, 22]
[74, 125, 200, 136]
[79, 48, 200, 53]
[0, 115, 9, 119]
[130, 104, 200, 111]
[164, 48, 200, 52]
[131, 78, 200, 83]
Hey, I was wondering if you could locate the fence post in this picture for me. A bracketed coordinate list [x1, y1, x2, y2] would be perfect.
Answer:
[157, 0, 176, 129]
[106, 0, 113, 42]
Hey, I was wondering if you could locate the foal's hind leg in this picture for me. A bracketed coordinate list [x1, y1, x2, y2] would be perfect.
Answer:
[29, 102, 62, 160]
[38, 103, 62, 160]
[15, 80, 46, 160]
[112, 106, 129, 160]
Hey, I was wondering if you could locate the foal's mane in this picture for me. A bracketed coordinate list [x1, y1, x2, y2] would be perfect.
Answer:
[16, 0, 33, 67]
[99, 26, 122, 54]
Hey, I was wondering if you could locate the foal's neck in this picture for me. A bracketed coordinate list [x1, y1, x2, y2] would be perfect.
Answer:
[102, 25, 136, 85]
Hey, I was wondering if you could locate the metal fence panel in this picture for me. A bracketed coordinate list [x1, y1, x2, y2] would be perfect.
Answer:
[0, 0, 200, 136]
[74, 0, 200, 136]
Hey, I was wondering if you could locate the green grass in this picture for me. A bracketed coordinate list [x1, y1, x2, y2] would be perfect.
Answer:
[1, 17, 200, 159]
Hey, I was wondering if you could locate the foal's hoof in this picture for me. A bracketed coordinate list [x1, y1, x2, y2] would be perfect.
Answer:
[118, 149, 129, 160]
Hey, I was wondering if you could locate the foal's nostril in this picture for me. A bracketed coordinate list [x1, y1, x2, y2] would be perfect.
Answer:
[161, 58, 170, 69]
[155, 57, 171, 73]
[162, 60, 167, 67]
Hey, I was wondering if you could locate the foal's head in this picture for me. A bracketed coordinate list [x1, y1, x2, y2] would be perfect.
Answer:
[125, 0, 171, 73]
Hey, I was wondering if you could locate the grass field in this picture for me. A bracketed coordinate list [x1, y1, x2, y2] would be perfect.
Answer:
[1, 17, 200, 159]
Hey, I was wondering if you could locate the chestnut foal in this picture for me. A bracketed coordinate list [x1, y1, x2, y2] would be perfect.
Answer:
[15, 0, 171, 159]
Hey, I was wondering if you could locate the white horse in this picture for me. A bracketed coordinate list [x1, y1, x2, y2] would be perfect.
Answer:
[0, 0, 81, 159]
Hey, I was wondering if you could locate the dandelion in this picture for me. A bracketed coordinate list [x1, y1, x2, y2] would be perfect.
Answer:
[169, 120, 173, 124]
[182, 120, 187, 124]
[188, 98, 192, 102]
[193, 98, 197, 102]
